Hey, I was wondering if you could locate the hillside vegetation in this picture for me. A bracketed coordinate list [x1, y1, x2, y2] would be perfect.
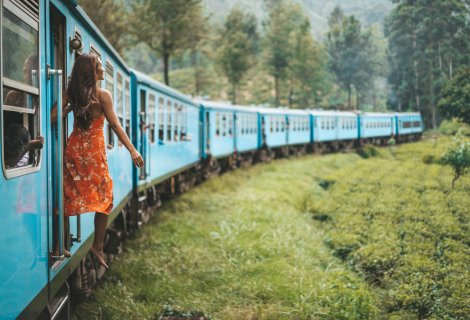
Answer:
[203, 0, 393, 39]
[71, 135, 469, 319]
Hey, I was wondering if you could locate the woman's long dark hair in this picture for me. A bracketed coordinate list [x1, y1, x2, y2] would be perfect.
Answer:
[67, 53, 100, 130]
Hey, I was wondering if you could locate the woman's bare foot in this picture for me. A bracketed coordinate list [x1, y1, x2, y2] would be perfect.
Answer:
[52, 249, 71, 258]
[90, 246, 109, 269]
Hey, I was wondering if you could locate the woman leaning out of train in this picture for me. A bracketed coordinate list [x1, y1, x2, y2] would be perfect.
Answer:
[52, 53, 144, 269]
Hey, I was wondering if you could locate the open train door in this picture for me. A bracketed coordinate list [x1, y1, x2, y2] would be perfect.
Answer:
[44, 3, 77, 318]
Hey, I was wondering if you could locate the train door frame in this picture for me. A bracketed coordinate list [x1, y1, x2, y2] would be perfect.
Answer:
[48, 3, 71, 267]
[45, 3, 74, 319]
[138, 89, 148, 180]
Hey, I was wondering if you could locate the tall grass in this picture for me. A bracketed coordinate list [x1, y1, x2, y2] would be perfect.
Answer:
[72, 155, 379, 319]
[71, 136, 469, 319]
[307, 136, 470, 319]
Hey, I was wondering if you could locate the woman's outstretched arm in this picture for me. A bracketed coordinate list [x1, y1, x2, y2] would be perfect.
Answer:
[100, 88, 144, 168]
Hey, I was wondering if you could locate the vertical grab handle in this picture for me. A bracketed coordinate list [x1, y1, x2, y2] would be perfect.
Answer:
[50, 69, 65, 260]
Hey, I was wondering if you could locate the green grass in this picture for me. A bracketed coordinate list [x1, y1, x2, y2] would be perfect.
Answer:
[308, 136, 470, 319]
[71, 135, 469, 320]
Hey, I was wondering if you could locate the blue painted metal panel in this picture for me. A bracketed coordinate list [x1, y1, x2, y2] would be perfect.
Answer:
[133, 80, 201, 186]
[312, 115, 338, 142]
[235, 110, 258, 153]
[396, 113, 423, 136]
[336, 116, 358, 140]
[287, 115, 310, 145]
[360, 113, 394, 138]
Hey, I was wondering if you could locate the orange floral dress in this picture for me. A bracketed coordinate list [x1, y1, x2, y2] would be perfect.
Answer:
[64, 114, 113, 216]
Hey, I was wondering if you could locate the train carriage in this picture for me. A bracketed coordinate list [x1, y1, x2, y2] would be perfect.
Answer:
[395, 112, 423, 142]
[359, 112, 395, 144]
[131, 70, 201, 201]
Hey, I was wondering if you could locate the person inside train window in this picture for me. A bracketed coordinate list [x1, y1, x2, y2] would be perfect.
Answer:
[52, 53, 143, 268]
[4, 123, 43, 168]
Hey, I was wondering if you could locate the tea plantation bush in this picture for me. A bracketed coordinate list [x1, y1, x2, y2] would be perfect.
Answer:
[307, 136, 470, 319]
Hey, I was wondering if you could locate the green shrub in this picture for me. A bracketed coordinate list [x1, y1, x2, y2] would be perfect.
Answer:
[357, 145, 379, 159]
[441, 137, 470, 187]
[438, 119, 465, 135]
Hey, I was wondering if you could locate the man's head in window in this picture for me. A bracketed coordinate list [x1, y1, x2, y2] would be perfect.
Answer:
[4, 123, 43, 169]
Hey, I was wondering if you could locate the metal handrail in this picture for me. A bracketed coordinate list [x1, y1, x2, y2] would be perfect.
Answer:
[50, 69, 65, 260]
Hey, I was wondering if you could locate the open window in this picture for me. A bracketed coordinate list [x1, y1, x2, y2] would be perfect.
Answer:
[215, 112, 220, 137]
[116, 72, 123, 146]
[166, 100, 172, 142]
[105, 61, 114, 149]
[148, 93, 156, 143]
[2, 0, 41, 177]
[173, 103, 180, 141]
[158, 97, 164, 141]
[180, 105, 187, 141]
[124, 79, 131, 137]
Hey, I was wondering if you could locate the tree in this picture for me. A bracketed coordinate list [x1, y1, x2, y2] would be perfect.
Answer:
[438, 67, 470, 125]
[79, 0, 128, 55]
[263, 1, 306, 106]
[130, 0, 204, 86]
[288, 17, 329, 108]
[441, 137, 470, 188]
[385, 0, 470, 129]
[325, 7, 379, 109]
[217, 8, 259, 104]
[184, 5, 211, 96]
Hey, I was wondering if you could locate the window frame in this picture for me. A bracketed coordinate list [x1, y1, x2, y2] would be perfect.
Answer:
[2, 0, 42, 179]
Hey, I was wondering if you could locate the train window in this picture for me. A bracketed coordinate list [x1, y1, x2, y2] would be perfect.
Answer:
[180, 105, 186, 141]
[148, 94, 156, 143]
[228, 114, 233, 136]
[215, 112, 220, 136]
[166, 100, 172, 142]
[240, 115, 245, 135]
[269, 117, 273, 133]
[2, 1, 41, 175]
[331, 118, 335, 130]
[125, 80, 131, 137]
[222, 113, 227, 137]
[174, 104, 180, 141]
[116, 72, 124, 146]
[158, 97, 164, 141]
[105, 62, 115, 149]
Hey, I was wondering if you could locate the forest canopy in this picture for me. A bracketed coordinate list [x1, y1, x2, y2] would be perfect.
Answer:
[79, 0, 470, 129]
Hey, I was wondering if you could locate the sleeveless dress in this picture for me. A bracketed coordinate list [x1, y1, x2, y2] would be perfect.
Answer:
[64, 113, 113, 216]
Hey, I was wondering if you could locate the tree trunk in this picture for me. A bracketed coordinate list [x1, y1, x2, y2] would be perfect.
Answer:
[163, 52, 170, 86]
[347, 85, 351, 110]
[191, 50, 200, 95]
[413, 36, 421, 111]
[430, 61, 437, 130]
[275, 76, 280, 107]
[232, 82, 237, 105]
[288, 87, 293, 108]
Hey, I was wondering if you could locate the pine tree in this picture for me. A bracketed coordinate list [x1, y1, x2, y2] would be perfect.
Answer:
[217, 8, 259, 104]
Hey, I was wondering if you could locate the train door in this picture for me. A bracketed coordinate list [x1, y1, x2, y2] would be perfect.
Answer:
[139, 89, 148, 180]
[205, 110, 210, 156]
[45, 4, 73, 318]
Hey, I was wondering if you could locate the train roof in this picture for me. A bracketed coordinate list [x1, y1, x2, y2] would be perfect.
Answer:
[197, 100, 259, 113]
[395, 112, 422, 116]
[72, 4, 129, 71]
[361, 112, 396, 117]
[255, 107, 310, 116]
[131, 69, 196, 106]
[308, 110, 357, 117]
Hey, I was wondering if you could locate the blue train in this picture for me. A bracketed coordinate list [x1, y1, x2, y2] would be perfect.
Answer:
[0, 1, 423, 319]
